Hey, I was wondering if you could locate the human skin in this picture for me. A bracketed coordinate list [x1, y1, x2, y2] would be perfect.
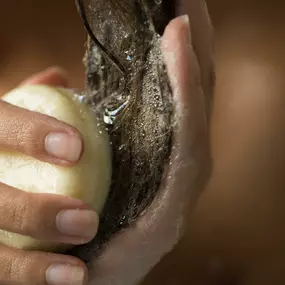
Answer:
[7, 0, 285, 284]
[0, 67, 97, 285]
[0, 6, 213, 285]
[144, 1, 285, 285]
[85, 4, 213, 285]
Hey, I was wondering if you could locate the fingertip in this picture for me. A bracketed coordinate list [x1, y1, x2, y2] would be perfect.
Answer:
[46, 66, 69, 78]
[45, 252, 89, 285]
[45, 260, 88, 285]
[44, 132, 83, 164]
[161, 15, 191, 52]
[21, 66, 70, 88]
[160, 15, 207, 151]
[161, 15, 195, 116]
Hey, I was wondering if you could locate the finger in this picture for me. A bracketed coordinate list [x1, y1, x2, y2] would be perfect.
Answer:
[20, 66, 69, 88]
[0, 244, 87, 285]
[87, 16, 211, 285]
[0, 183, 99, 245]
[0, 98, 83, 166]
[177, 0, 215, 116]
[161, 15, 208, 165]
[161, 14, 210, 205]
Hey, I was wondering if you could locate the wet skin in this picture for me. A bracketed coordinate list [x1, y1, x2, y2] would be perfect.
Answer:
[2, 0, 285, 284]
[0, 1, 211, 283]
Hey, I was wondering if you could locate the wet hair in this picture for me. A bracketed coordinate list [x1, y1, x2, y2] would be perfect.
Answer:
[67, 0, 176, 265]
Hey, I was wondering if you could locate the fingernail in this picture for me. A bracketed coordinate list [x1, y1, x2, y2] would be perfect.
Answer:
[45, 66, 68, 75]
[45, 133, 82, 162]
[179, 14, 189, 24]
[21, 66, 68, 87]
[179, 15, 190, 41]
[56, 209, 99, 240]
[46, 264, 84, 285]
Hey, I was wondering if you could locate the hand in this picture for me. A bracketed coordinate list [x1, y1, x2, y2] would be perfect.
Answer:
[87, 1, 214, 284]
[0, 67, 98, 285]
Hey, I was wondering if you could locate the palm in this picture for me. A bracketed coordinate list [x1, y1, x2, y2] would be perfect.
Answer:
[87, 1, 214, 284]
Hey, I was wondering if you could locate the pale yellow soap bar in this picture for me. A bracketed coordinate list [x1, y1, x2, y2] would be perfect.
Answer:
[0, 85, 111, 251]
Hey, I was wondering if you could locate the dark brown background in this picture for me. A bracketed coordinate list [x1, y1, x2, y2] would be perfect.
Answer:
[1, 1, 285, 284]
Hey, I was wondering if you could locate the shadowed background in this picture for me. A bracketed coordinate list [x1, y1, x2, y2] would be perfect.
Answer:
[1, 1, 285, 284]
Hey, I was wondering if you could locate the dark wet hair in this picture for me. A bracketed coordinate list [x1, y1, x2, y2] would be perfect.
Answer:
[67, 0, 176, 265]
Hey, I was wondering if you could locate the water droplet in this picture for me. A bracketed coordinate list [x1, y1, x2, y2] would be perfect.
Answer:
[103, 96, 130, 126]
[119, 215, 127, 225]
[124, 49, 133, 62]
[73, 93, 86, 104]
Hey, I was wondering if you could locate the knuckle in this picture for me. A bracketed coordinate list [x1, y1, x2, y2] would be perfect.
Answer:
[11, 193, 33, 235]
[6, 255, 21, 282]
[2, 252, 24, 283]
[21, 120, 43, 156]
[3, 251, 41, 284]
[11, 192, 57, 238]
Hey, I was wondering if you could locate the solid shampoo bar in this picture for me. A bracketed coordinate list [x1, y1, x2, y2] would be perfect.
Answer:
[0, 85, 111, 251]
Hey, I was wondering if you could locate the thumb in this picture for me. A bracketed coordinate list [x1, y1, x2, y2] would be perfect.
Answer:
[87, 16, 211, 285]
[20, 66, 69, 87]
